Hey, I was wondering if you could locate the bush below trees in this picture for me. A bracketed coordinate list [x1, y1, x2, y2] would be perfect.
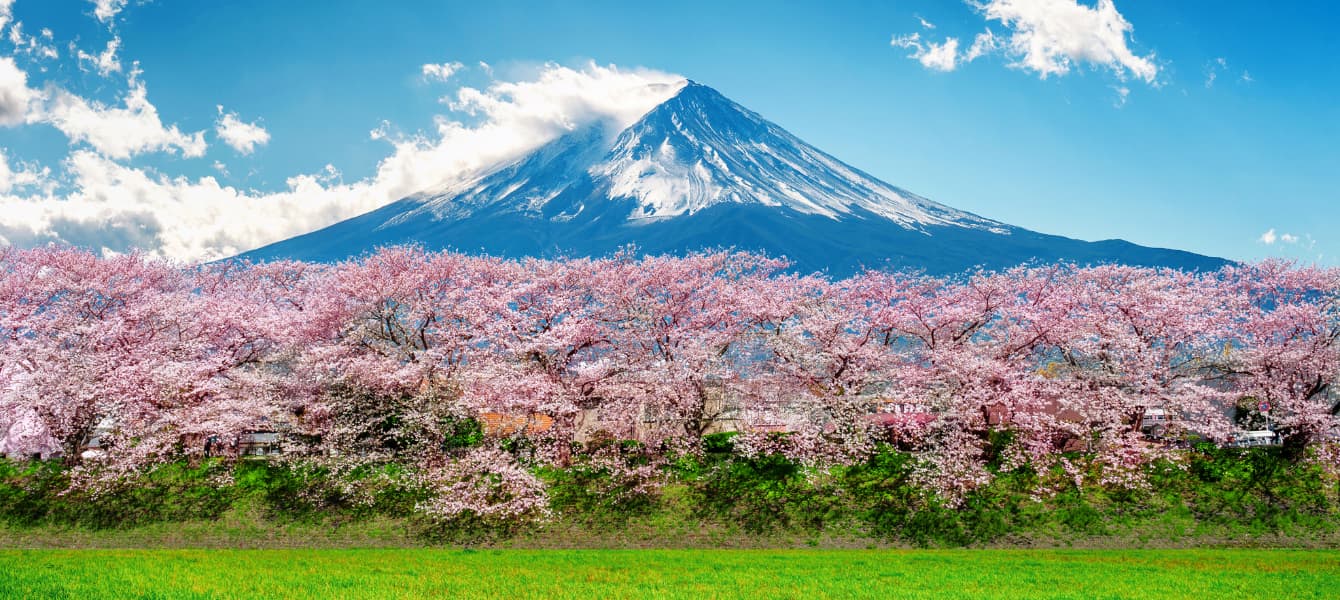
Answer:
[2, 441, 1336, 547]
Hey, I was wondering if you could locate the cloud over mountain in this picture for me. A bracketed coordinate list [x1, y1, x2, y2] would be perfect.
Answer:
[891, 0, 1158, 83]
[0, 54, 683, 262]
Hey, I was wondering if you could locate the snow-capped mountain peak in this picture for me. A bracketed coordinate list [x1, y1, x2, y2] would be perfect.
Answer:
[390, 80, 1003, 233]
[596, 81, 1000, 230]
[240, 81, 1227, 276]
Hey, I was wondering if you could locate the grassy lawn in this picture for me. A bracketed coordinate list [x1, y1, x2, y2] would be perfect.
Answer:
[0, 548, 1337, 599]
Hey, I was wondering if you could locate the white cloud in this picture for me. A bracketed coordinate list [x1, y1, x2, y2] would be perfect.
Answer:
[36, 65, 208, 159]
[0, 57, 35, 126]
[891, 33, 961, 72]
[0, 0, 14, 33]
[8, 21, 59, 61]
[965, 29, 1001, 62]
[973, 0, 1158, 83]
[917, 16, 936, 30]
[1112, 85, 1129, 108]
[1259, 229, 1302, 245]
[0, 63, 684, 262]
[0, 150, 49, 194]
[76, 36, 122, 76]
[91, 0, 128, 25]
[421, 61, 464, 82]
[920, 39, 961, 72]
[893, 1, 1158, 84]
[0, 151, 375, 260]
[1205, 57, 1227, 88]
[393, 62, 683, 205]
[1206, 57, 1252, 88]
[214, 106, 270, 155]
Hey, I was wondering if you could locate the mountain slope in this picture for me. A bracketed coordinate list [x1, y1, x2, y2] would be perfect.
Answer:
[242, 81, 1228, 275]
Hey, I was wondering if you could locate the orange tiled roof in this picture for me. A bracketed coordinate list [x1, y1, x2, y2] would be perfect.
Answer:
[479, 412, 554, 435]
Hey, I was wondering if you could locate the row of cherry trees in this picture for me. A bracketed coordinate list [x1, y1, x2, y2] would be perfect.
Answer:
[1, 245, 1337, 501]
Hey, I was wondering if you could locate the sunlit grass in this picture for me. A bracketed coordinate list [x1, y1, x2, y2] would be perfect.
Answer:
[1, 548, 1337, 599]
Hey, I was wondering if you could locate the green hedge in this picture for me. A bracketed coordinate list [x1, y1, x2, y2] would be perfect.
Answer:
[1, 442, 1336, 546]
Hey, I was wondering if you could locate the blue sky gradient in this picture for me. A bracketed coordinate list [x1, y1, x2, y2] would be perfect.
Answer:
[0, 0, 1334, 264]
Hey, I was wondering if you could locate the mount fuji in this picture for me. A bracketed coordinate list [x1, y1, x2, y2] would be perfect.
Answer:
[242, 81, 1228, 275]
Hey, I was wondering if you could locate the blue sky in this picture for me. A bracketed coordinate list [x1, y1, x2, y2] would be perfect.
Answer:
[0, 0, 1334, 264]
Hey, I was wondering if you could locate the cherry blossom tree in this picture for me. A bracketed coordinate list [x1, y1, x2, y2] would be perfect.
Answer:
[1218, 261, 1340, 451]
[1, 244, 1336, 504]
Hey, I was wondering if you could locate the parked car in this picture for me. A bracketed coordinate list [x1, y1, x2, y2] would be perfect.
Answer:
[1224, 430, 1280, 448]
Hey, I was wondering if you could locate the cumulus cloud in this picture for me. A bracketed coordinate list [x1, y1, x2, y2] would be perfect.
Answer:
[1259, 229, 1303, 246]
[214, 106, 270, 155]
[76, 36, 121, 76]
[0, 0, 14, 32]
[0, 150, 49, 194]
[421, 61, 464, 82]
[891, 33, 962, 72]
[410, 62, 683, 188]
[0, 63, 685, 262]
[0, 150, 370, 259]
[921, 39, 960, 72]
[7, 39, 198, 158]
[90, 0, 128, 25]
[0, 57, 35, 126]
[892, 0, 1158, 84]
[974, 0, 1157, 82]
[36, 66, 208, 159]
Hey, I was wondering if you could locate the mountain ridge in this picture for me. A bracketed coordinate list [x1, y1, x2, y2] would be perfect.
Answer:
[240, 80, 1229, 275]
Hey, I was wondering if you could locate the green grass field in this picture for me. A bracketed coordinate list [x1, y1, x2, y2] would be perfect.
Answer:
[0, 549, 1337, 599]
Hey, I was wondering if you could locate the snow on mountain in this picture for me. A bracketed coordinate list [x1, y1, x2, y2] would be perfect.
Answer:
[240, 81, 1228, 276]
[596, 82, 1003, 230]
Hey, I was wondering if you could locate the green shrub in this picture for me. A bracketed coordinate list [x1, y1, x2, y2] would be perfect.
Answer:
[0, 442, 1336, 546]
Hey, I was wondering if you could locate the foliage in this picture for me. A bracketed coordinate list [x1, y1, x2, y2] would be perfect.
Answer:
[0, 440, 1337, 546]
[412, 448, 550, 541]
[1, 245, 1338, 525]
[542, 437, 662, 524]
